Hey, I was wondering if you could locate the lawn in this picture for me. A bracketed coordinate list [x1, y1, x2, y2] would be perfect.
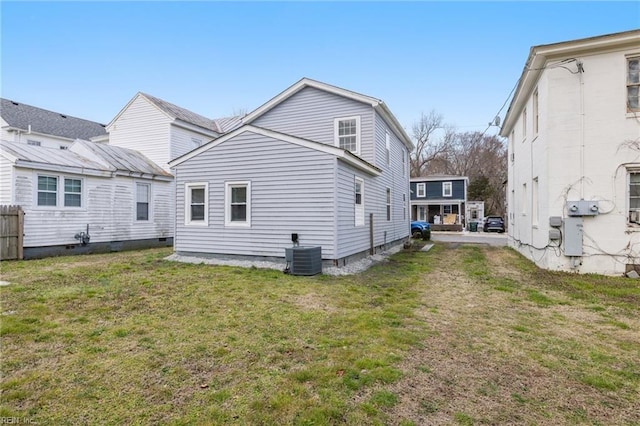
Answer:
[1, 244, 638, 425]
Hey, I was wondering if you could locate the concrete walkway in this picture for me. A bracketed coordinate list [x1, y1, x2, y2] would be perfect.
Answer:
[429, 230, 507, 247]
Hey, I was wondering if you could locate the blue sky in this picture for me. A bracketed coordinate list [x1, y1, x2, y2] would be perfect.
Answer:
[1, 1, 638, 137]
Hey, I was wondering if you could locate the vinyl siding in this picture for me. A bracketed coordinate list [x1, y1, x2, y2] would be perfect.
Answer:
[13, 167, 172, 248]
[169, 126, 216, 165]
[108, 96, 172, 171]
[410, 179, 466, 201]
[335, 163, 371, 257]
[0, 156, 13, 204]
[252, 86, 376, 163]
[371, 112, 410, 246]
[174, 130, 337, 258]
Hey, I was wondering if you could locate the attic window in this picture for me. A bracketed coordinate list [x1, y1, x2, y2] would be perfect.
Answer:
[27, 140, 41, 147]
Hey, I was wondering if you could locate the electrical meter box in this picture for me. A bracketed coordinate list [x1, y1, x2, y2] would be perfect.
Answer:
[566, 200, 599, 216]
[563, 217, 583, 256]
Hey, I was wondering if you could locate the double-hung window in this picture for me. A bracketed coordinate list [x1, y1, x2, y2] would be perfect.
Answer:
[185, 182, 208, 225]
[354, 177, 364, 226]
[335, 116, 360, 155]
[136, 183, 150, 221]
[37, 176, 58, 206]
[443, 182, 452, 197]
[386, 188, 391, 221]
[416, 183, 426, 198]
[64, 178, 82, 207]
[385, 132, 391, 166]
[225, 181, 250, 226]
[630, 172, 640, 224]
[628, 57, 640, 112]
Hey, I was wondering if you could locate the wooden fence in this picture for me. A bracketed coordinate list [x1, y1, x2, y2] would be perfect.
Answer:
[1, 205, 24, 260]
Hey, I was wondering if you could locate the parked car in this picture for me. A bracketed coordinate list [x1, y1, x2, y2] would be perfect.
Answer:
[411, 221, 431, 240]
[483, 216, 505, 233]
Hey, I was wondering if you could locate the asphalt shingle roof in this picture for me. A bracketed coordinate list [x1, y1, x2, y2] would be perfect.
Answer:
[1, 98, 107, 141]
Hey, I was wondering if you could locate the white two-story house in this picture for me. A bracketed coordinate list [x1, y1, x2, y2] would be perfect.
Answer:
[169, 78, 414, 265]
[500, 29, 640, 275]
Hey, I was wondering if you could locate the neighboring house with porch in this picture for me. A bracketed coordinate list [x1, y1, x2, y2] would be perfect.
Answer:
[410, 175, 468, 230]
[1, 98, 108, 149]
[0, 139, 173, 259]
[500, 29, 640, 275]
[168, 78, 414, 265]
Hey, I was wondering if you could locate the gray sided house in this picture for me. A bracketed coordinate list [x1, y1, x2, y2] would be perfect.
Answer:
[0, 139, 173, 259]
[410, 175, 468, 228]
[169, 78, 414, 265]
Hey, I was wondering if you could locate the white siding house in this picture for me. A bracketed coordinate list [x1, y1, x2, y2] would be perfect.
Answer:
[169, 78, 414, 265]
[0, 139, 173, 259]
[500, 29, 640, 275]
[107, 92, 238, 172]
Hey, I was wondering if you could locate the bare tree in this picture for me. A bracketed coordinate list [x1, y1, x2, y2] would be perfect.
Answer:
[410, 110, 455, 177]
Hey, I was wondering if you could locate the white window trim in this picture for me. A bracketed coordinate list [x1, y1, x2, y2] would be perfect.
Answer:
[386, 187, 392, 221]
[185, 182, 209, 226]
[402, 148, 406, 175]
[532, 89, 539, 138]
[63, 177, 83, 208]
[629, 169, 640, 226]
[416, 183, 426, 198]
[385, 132, 391, 166]
[334, 116, 361, 156]
[35, 173, 85, 210]
[135, 181, 152, 222]
[225, 181, 251, 227]
[403, 193, 407, 220]
[36, 174, 58, 208]
[443, 182, 452, 197]
[355, 177, 365, 227]
[627, 55, 640, 113]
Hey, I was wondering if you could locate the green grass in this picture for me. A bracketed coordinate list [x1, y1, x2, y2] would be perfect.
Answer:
[0, 247, 430, 425]
[1, 243, 639, 425]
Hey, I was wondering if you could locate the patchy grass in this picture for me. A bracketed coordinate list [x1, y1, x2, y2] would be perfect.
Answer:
[1, 243, 639, 425]
[1, 246, 428, 425]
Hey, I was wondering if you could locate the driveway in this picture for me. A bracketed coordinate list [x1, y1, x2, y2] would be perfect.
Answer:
[430, 230, 507, 246]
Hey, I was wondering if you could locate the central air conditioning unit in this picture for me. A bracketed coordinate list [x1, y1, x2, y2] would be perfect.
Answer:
[631, 210, 640, 224]
[284, 246, 322, 276]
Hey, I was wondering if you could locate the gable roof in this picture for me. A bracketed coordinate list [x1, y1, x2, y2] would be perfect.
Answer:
[168, 124, 381, 176]
[500, 29, 640, 137]
[241, 78, 414, 150]
[107, 92, 225, 136]
[1, 98, 107, 141]
[140, 93, 222, 133]
[1, 139, 172, 180]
